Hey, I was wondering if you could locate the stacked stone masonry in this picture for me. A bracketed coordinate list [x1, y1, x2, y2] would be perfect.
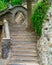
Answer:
[37, 5, 52, 65]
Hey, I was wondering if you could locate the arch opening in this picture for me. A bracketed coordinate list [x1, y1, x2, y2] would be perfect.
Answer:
[15, 11, 26, 25]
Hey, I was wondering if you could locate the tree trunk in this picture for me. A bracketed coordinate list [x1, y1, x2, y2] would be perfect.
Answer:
[27, 0, 32, 30]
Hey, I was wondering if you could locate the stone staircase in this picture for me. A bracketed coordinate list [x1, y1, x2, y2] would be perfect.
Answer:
[7, 23, 40, 65]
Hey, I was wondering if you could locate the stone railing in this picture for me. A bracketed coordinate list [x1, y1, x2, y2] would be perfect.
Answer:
[1, 19, 11, 59]
[37, 6, 52, 65]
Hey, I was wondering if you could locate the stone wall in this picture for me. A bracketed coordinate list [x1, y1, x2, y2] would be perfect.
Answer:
[37, 5, 52, 65]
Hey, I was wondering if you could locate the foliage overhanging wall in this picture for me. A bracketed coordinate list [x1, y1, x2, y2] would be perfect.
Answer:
[31, 0, 50, 36]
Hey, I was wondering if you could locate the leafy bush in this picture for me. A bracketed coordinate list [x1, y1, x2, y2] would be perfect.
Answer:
[0, 0, 23, 11]
[4, 0, 9, 3]
[31, 0, 50, 36]
[10, 0, 23, 6]
[0, 0, 7, 11]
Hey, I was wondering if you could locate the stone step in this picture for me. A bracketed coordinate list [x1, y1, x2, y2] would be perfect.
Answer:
[10, 24, 25, 26]
[11, 31, 34, 33]
[8, 63, 40, 65]
[11, 41, 36, 44]
[9, 59, 40, 64]
[11, 48, 37, 52]
[12, 49, 37, 53]
[10, 34, 39, 39]
[11, 54, 37, 58]
[10, 28, 26, 30]
[10, 29, 25, 33]
[12, 52, 38, 56]
[11, 39, 37, 44]
[11, 38, 36, 42]
[11, 31, 34, 34]
[12, 51, 37, 55]
[10, 56, 39, 61]
[9, 61, 40, 64]
[11, 38, 37, 42]
[9, 23, 25, 25]
[11, 55, 39, 59]
[12, 46, 37, 50]
[12, 49, 37, 54]
[11, 34, 36, 36]
[8, 64, 39, 65]
[11, 36, 37, 39]
[11, 35, 36, 38]
[11, 44, 36, 48]
[10, 27, 26, 30]
[11, 38, 36, 41]
[12, 50, 37, 53]
[10, 27, 25, 29]
[10, 31, 35, 34]
[11, 25, 25, 28]
[12, 44, 36, 47]
[10, 34, 35, 37]
[10, 29, 26, 32]
[9, 58, 40, 63]
[10, 26, 25, 28]
[11, 55, 38, 58]
[11, 42, 37, 46]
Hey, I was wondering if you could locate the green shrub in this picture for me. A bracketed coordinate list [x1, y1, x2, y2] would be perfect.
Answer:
[10, 0, 23, 6]
[3, 0, 9, 3]
[0, 0, 23, 11]
[0, 0, 7, 11]
[31, 0, 50, 36]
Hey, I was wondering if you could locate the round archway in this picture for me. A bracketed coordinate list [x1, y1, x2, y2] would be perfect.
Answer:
[15, 11, 25, 25]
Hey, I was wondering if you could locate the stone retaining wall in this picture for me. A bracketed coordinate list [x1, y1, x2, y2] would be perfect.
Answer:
[37, 5, 52, 65]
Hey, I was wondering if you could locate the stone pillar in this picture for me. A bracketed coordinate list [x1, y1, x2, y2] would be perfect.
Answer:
[3, 19, 10, 39]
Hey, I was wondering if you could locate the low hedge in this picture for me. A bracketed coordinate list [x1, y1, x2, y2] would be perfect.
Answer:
[31, 0, 50, 36]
